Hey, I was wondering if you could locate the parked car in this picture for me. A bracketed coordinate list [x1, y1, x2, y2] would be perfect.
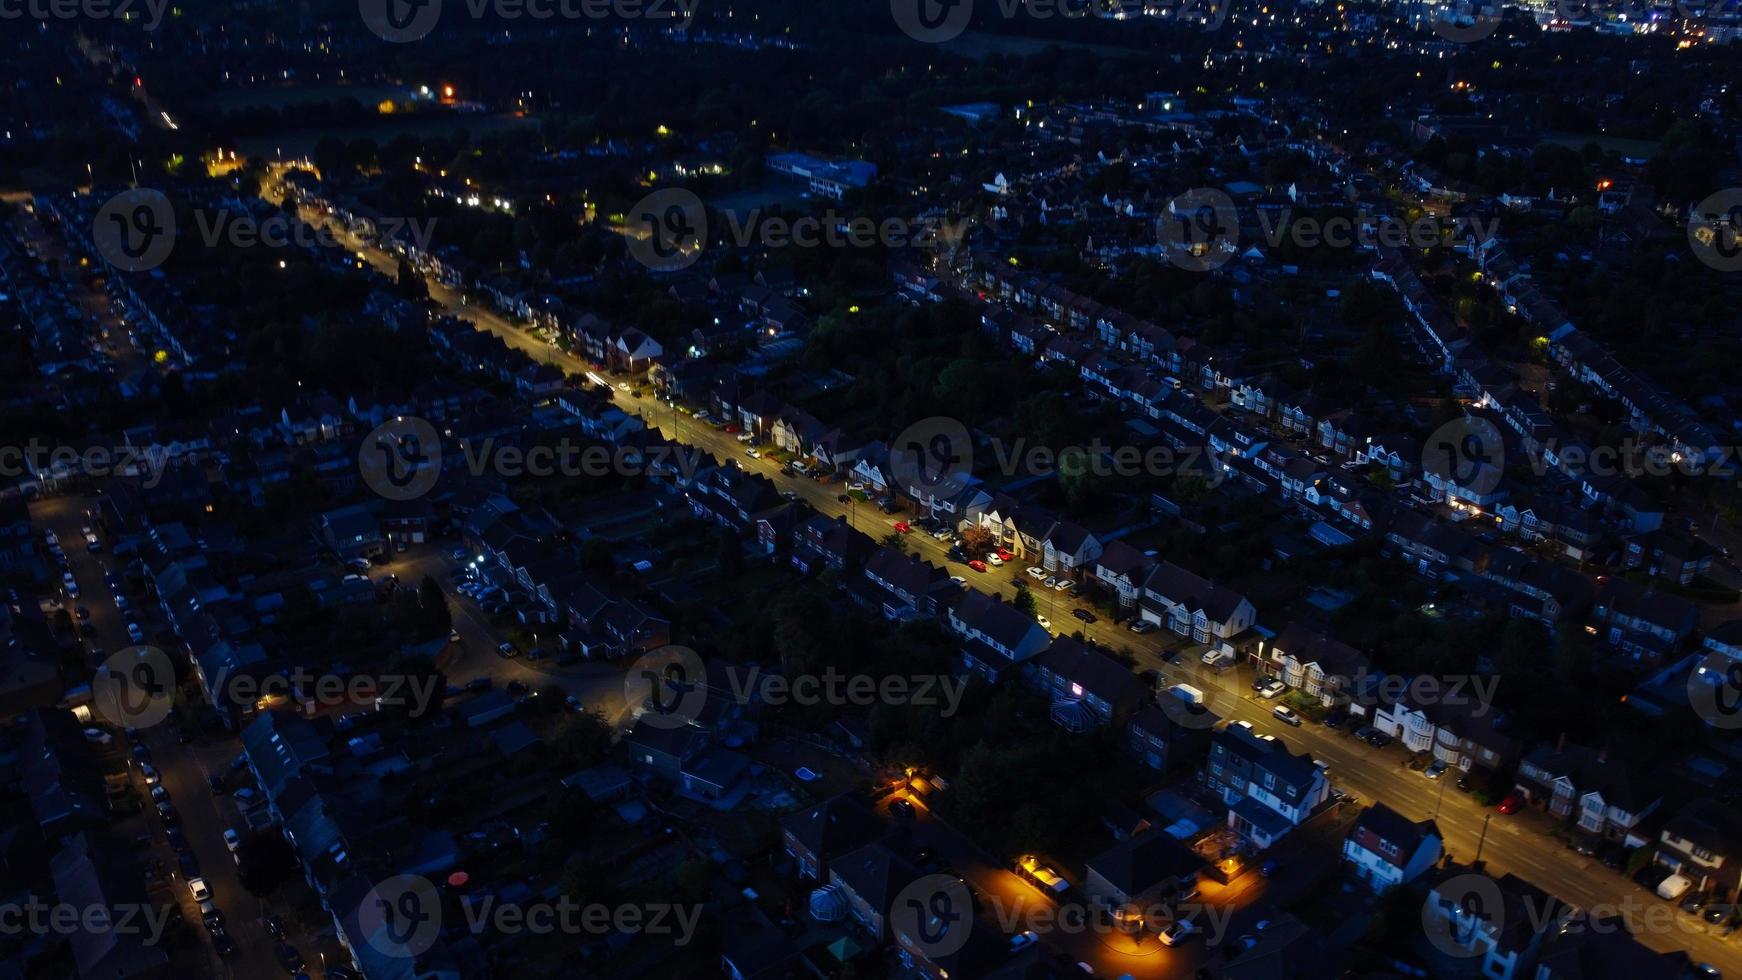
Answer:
[1159, 919, 1198, 947]
[893, 521, 911, 533]
[188, 877, 210, 903]
[1127, 619, 1157, 634]
[1258, 680, 1287, 699]
[984, 552, 1004, 566]
[126, 622, 145, 643]
[1272, 705, 1302, 726]
[967, 559, 988, 573]
[1496, 795, 1523, 815]
[1424, 761, 1449, 779]
[497, 642, 518, 658]
[1071, 608, 1096, 623]
[1026, 566, 1047, 580]
[223, 829, 241, 853]
[1036, 615, 1052, 631]
[890, 799, 917, 819]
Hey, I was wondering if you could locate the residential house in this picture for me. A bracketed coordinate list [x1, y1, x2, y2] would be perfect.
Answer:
[1138, 562, 1257, 657]
[782, 794, 887, 881]
[1082, 830, 1203, 911]
[1655, 799, 1742, 899]
[1261, 622, 1369, 707]
[1025, 636, 1147, 733]
[1205, 724, 1330, 848]
[1425, 863, 1566, 980]
[1342, 803, 1443, 892]
[1513, 741, 1660, 843]
[1591, 579, 1698, 664]
[1094, 541, 1156, 610]
[830, 841, 921, 943]
[947, 590, 1052, 680]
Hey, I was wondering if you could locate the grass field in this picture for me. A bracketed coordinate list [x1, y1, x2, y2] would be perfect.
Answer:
[236, 113, 539, 157]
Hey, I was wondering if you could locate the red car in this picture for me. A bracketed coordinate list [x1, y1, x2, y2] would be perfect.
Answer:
[995, 548, 1014, 561]
[893, 521, 911, 533]
[1496, 795, 1523, 815]
[724, 424, 739, 433]
[967, 559, 988, 572]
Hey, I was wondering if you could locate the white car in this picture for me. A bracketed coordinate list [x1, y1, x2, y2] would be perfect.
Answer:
[1159, 919, 1198, 947]
[984, 553, 1004, 567]
[950, 576, 967, 586]
[1258, 680, 1287, 699]
[1272, 704, 1302, 726]
[1026, 566, 1047, 580]
[746, 447, 760, 459]
[1036, 615, 1052, 632]
[1231, 720, 1255, 734]
[1050, 579, 1071, 591]
[223, 829, 241, 853]
[188, 877, 210, 903]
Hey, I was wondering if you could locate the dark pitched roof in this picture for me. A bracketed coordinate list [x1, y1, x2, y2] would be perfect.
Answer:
[781, 794, 886, 862]
[1085, 830, 1201, 895]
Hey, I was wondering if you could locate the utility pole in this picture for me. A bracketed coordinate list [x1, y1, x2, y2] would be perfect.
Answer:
[1433, 765, 1450, 818]
[1473, 813, 1493, 865]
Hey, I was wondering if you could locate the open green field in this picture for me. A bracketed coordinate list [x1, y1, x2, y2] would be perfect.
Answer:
[209, 84, 412, 112]
[237, 113, 539, 157]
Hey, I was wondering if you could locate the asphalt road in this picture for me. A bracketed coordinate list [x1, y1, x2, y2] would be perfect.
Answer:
[273, 176, 1735, 975]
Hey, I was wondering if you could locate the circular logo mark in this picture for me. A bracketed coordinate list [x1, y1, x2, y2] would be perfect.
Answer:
[891, 874, 974, 958]
[1422, 416, 1505, 499]
[360, 0, 442, 42]
[889, 417, 973, 502]
[93, 190, 176, 273]
[359, 417, 443, 502]
[1429, 0, 1504, 43]
[92, 646, 176, 729]
[1422, 872, 1503, 958]
[1689, 651, 1742, 729]
[359, 874, 443, 958]
[1688, 189, 1742, 273]
[625, 189, 706, 272]
[892, 0, 974, 43]
[1157, 189, 1238, 272]
[625, 645, 708, 729]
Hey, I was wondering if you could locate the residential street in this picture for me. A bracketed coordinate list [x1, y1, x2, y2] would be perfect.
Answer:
[278, 175, 1737, 974]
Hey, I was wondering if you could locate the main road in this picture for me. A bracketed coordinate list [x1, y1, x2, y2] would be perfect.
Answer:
[268, 174, 1735, 974]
